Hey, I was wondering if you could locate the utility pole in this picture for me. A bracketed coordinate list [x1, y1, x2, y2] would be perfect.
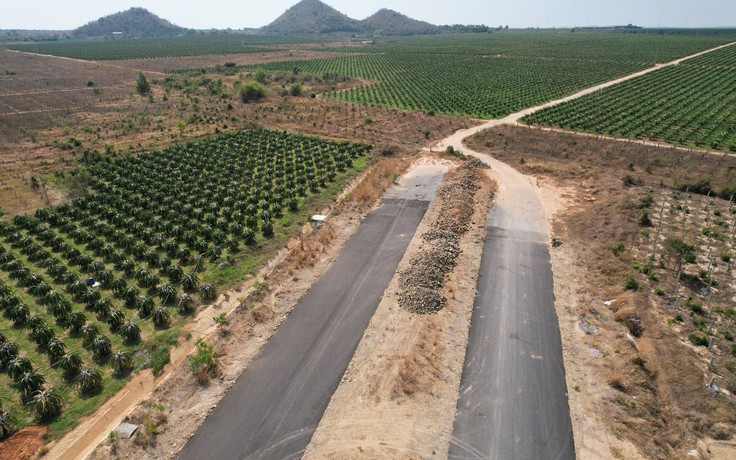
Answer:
[648, 198, 666, 263]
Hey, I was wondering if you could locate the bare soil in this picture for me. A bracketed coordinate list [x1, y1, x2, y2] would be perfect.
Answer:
[467, 125, 736, 459]
[108, 50, 358, 74]
[0, 426, 47, 460]
[304, 157, 495, 459]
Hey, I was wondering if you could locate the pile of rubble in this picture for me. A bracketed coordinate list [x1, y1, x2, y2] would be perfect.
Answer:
[398, 161, 485, 314]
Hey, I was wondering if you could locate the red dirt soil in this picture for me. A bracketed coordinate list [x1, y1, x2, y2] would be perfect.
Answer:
[0, 425, 47, 460]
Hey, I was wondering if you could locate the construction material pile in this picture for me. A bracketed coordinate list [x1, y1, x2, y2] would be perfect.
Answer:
[398, 161, 485, 314]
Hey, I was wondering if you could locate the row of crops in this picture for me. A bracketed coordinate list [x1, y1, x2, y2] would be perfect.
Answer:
[1, 34, 329, 61]
[522, 43, 736, 152]
[0, 128, 369, 433]
[254, 32, 736, 119]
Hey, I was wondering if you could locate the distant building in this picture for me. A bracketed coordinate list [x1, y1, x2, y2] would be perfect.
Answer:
[112, 31, 123, 36]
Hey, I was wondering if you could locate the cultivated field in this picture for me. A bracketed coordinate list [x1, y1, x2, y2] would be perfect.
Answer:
[0, 34, 333, 60]
[0, 129, 369, 437]
[256, 32, 736, 118]
[522, 42, 736, 152]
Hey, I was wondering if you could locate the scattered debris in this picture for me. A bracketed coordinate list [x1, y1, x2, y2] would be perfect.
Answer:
[578, 314, 599, 334]
[114, 422, 139, 439]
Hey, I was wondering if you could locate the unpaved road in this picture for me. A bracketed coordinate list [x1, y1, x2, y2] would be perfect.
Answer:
[441, 136, 574, 458]
[178, 167, 445, 460]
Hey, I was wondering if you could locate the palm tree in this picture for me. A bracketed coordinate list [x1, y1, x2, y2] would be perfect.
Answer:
[151, 306, 170, 329]
[0, 401, 15, 439]
[91, 336, 112, 361]
[118, 321, 141, 344]
[30, 325, 55, 348]
[6, 357, 33, 380]
[13, 370, 45, 404]
[81, 323, 100, 348]
[65, 311, 87, 335]
[198, 283, 217, 302]
[49, 301, 72, 321]
[176, 293, 195, 315]
[56, 352, 83, 379]
[0, 342, 19, 369]
[181, 272, 199, 292]
[158, 283, 177, 305]
[76, 367, 102, 395]
[107, 309, 126, 332]
[45, 338, 67, 362]
[136, 295, 154, 319]
[29, 387, 63, 420]
[110, 351, 132, 376]
[7, 303, 30, 327]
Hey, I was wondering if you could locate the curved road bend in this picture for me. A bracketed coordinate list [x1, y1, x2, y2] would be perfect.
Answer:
[178, 167, 445, 460]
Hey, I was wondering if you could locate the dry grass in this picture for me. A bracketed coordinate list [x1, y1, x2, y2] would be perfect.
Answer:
[393, 322, 444, 399]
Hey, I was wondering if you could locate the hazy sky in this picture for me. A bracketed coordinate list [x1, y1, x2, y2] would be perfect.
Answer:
[3, 0, 736, 30]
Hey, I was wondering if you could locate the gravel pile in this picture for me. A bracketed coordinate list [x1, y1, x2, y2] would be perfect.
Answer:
[397, 163, 485, 314]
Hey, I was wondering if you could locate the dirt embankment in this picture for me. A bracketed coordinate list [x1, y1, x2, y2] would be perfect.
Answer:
[467, 125, 736, 459]
[303, 158, 495, 459]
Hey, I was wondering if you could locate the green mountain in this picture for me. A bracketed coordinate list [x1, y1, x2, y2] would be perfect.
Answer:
[360, 9, 437, 35]
[73, 7, 185, 38]
[261, 0, 360, 34]
[262, 0, 440, 35]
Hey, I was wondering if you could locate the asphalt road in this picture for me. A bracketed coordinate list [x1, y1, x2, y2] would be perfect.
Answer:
[178, 197, 432, 460]
[444, 143, 575, 459]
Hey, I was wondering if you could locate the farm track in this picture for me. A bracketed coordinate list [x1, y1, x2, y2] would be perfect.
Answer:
[4, 49, 166, 76]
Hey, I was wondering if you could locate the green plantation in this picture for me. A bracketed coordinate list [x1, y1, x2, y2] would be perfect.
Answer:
[521, 43, 736, 152]
[0, 128, 369, 437]
[1, 34, 328, 60]
[256, 31, 736, 119]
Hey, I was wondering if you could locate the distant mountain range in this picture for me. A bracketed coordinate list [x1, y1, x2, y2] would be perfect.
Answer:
[262, 0, 439, 35]
[72, 7, 185, 38]
[30, 1, 487, 40]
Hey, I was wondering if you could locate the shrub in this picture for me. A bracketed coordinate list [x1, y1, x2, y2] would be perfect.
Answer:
[638, 209, 652, 227]
[188, 339, 219, 383]
[610, 242, 625, 256]
[689, 333, 709, 347]
[623, 275, 639, 290]
[240, 83, 266, 103]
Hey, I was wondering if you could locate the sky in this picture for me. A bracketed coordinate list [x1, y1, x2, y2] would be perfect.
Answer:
[2, 0, 736, 30]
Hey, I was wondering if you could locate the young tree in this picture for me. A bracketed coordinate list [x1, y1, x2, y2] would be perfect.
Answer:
[188, 338, 219, 383]
[136, 72, 151, 96]
[663, 237, 696, 275]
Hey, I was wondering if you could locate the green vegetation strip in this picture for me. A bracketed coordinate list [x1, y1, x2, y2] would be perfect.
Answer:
[0, 128, 370, 438]
[521, 43, 736, 152]
[1, 34, 330, 60]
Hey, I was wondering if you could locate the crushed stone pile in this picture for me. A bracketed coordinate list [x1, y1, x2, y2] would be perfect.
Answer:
[398, 162, 485, 314]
